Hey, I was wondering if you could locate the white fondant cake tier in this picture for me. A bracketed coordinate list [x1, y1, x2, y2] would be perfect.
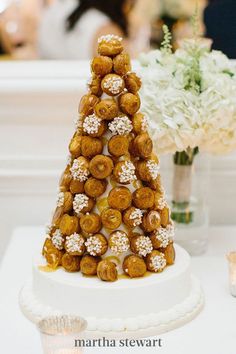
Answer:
[19, 244, 204, 337]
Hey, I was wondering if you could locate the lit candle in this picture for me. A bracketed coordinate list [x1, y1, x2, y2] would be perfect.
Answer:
[37, 315, 87, 354]
[227, 252, 236, 297]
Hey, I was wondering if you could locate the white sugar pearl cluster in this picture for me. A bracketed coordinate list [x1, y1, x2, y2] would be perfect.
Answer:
[119, 161, 137, 184]
[51, 229, 64, 250]
[85, 236, 102, 256]
[98, 34, 122, 43]
[166, 223, 175, 239]
[73, 194, 89, 215]
[135, 236, 153, 257]
[103, 76, 123, 95]
[108, 116, 133, 136]
[147, 160, 160, 180]
[65, 233, 84, 254]
[110, 231, 130, 254]
[157, 195, 168, 210]
[129, 208, 143, 226]
[154, 224, 174, 248]
[56, 192, 64, 208]
[150, 253, 166, 272]
[83, 114, 102, 135]
[70, 159, 89, 182]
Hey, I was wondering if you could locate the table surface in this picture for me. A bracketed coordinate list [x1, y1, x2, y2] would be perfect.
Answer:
[0, 226, 236, 354]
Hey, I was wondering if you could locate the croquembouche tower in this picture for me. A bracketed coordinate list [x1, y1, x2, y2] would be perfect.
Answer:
[43, 35, 175, 280]
[20, 35, 203, 336]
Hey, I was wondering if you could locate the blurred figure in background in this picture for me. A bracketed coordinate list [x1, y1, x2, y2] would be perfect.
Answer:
[0, 0, 41, 59]
[129, 0, 159, 55]
[39, 0, 146, 59]
[150, 0, 206, 50]
[204, 0, 236, 58]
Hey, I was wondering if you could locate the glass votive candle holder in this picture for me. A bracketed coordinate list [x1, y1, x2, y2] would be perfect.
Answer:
[227, 252, 236, 297]
[37, 315, 87, 354]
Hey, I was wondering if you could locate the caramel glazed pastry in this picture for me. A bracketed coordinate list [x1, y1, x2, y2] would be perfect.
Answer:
[42, 34, 175, 282]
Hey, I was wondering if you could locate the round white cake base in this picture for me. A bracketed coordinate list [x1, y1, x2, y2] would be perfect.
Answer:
[19, 245, 204, 338]
[20, 275, 203, 339]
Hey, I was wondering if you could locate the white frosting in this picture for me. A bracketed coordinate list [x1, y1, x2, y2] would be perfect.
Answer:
[19, 245, 204, 336]
[32, 245, 190, 317]
[19, 274, 203, 337]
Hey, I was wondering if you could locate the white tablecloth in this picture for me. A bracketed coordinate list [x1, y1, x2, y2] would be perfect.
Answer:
[0, 226, 235, 354]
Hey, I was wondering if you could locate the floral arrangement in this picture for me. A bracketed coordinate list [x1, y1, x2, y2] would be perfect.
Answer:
[139, 27, 236, 155]
[139, 24, 236, 228]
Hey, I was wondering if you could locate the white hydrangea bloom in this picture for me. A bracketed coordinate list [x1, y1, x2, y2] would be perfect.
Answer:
[139, 39, 236, 155]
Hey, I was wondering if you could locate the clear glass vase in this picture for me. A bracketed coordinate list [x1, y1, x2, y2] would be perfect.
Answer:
[162, 151, 210, 256]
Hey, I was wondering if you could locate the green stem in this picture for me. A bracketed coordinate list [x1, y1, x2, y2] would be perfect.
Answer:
[171, 147, 199, 224]
[173, 147, 199, 166]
